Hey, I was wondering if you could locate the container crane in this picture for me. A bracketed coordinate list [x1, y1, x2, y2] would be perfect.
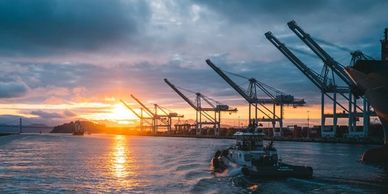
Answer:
[130, 94, 183, 134]
[130, 94, 158, 133]
[285, 20, 371, 136]
[153, 103, 184, 133]
[120, 99, 153, 132]
[164, 78, 237, 136]
[206, 59, 305, 136]
[265, 31, 358, 136]
[287, 20, 355, 89]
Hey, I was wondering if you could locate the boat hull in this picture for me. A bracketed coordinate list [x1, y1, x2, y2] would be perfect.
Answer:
[346, 60, 388, 164]
[242, 163, 313, 179]
[214, 154, 313, 179]
[346, 60, 388, 144]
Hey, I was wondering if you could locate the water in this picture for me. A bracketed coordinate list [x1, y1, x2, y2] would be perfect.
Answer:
[0, 134, 387, 193]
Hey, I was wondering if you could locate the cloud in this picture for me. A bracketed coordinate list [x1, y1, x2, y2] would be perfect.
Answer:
[28, 109, 76, 120]
[0, 52, 351, 108]
[193, 0, 326, 23]
[0, 0, 150, 56]
[193, 0, 385, 24]
[30, 110, 63, 119]
[194, 0, 388, 58]
[0, 79, 29, 98]
[0, 1, 387, 125]
[63, 110, 76, 117]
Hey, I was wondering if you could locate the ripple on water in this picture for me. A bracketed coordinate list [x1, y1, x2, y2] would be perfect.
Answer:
[0, 134, 387, 193]
[184, 170, 210, 181]
[191, 176, 244, 194]
[176, 163, 201, 171]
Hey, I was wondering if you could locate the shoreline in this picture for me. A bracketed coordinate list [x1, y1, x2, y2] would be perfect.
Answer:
[49, 132, 384, 145]
[146, 134, 384, 145]
[0, 133, 18, 137]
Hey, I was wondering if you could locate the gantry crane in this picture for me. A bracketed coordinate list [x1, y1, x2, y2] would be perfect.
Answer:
[130, 94, 183, 134]
[287, 21, 356, 89]
[266, 31, 351, 136]
[120, 99, 153, 132]
[266, 21, 373, 137]
[164, 78, 237, 136]
[154, 103, 184, 133]
[288, 20, 371, 136]
[206, 59, 305, 136]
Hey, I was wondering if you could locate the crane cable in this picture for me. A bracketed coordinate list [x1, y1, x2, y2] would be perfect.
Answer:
[176, 86, 226, 106]
[223, 69, 287, 96]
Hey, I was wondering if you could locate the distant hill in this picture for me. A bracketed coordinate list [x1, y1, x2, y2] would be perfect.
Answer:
[50, 120, 140, 135]
[51, 121, 105, 133]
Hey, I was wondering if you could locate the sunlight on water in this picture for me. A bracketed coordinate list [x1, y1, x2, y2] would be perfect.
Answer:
[107, 135, 141, 190]
[111, 135, 129, 178]
[0, 134, 386, 193]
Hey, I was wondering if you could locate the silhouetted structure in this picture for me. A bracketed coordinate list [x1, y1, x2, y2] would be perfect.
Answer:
[164, 78, 237, 136]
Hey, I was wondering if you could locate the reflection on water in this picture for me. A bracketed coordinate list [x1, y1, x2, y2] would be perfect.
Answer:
[111, 135, 129, 178]
[108, 135, 141, 190]
[0, 134, 386, 193]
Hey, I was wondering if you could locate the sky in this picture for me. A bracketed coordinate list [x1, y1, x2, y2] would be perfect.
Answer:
[0, 0, 387, 127]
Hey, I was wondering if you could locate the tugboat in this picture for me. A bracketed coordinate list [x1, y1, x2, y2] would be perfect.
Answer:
[72, 120, 85, 136]
[212, 126, 313, 179]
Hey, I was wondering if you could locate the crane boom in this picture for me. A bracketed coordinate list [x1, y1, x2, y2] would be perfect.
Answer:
[265, 31, 327, 91]
[164, 78, 198, 110]
[120, 99, 144, 119]
[199, 94, 216, 108]
[120, 99, 153, 126]
[155, 104, 169, 116]
[155, 104, 184, 118]
[206, 59, 254, 103]
[287, 20, 354, 88]
[130, 94, 155, 117]
[265, 31, 352, 111]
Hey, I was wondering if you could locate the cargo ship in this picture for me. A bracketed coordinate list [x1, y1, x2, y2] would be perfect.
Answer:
[345, 28, 388, 164]
[72, 120, 85, 136]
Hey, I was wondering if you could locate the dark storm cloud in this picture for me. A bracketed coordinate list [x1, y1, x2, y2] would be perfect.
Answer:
[0, 0, 150, 56]
[194, 0, 325, 22]
[195, 0, 388, 57]
[2, 58, 318, 107]
[0, 80, 29, 98]
[194, 0, 383, 23]
[0, 0, 387, 113]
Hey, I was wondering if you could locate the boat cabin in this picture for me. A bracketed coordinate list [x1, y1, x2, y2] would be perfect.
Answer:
[234, 131, 265, 151]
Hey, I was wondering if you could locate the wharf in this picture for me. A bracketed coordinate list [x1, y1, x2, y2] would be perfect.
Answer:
[0, 133, 16, 137]
[145, 133, 384, 145]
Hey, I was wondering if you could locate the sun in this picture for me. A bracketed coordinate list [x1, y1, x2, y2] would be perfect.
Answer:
[110, 103, 137, 123]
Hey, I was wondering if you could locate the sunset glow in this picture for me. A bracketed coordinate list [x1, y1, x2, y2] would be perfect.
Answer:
[0, 0, 385, 129]
[0, 1, 386, 193]
[78, 103, 138, 125]
[110, 103, 137, 123]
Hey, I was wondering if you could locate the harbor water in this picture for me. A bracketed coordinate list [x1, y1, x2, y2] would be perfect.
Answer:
[0, 134, 387, 193]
